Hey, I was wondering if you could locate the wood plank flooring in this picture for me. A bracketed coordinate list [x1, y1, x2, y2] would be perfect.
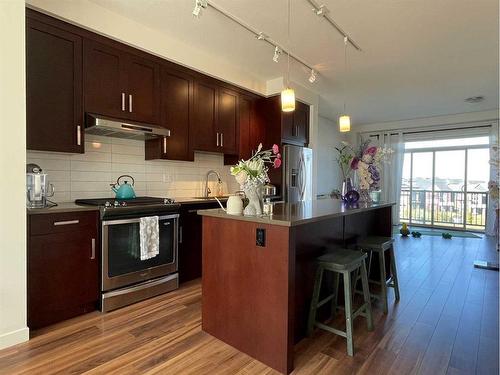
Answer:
[0, 234, 498, 374]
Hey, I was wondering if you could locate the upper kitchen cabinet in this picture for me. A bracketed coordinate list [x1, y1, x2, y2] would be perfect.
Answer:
[259, 96, 310, 148]
[217, 88, 238, 155]
[26, 15, 84, 153]
[84, 39, 160, 124]
[282, 100, 310, 146]
[192, 80, 219, 153]
[146, 67, 194, 161]
[191, 81, 239, 154]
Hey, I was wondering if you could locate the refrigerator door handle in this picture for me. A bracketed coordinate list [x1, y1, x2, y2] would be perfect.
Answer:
[297, 153, 304, 201]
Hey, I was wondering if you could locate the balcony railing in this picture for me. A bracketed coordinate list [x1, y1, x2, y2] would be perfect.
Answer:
[400, 189, 488, 230]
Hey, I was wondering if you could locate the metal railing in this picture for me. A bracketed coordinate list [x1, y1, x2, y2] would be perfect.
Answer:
[400, 189, 488, 230]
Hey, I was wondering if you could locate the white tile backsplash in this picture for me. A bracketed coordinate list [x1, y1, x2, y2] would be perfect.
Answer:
[27, 135, 238, 202]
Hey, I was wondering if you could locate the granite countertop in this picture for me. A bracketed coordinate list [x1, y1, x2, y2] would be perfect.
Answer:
[27, 196, 226, 215]
[197, 199, 395, 227]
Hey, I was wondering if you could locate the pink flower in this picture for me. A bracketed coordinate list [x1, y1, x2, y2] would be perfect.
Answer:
[276, 153, 281, 159]
[272, 144, 279, 155]
[273, 157, 282, 169]
[350, 157, 359, 170]
[365, 146, 377, 156]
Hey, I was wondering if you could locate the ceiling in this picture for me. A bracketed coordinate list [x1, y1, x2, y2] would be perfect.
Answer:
[89, 0, 499, 125]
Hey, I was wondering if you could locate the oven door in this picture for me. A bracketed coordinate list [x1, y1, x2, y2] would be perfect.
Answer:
[102, 214, 178, 291]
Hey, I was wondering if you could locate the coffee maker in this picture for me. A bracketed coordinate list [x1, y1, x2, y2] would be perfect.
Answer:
[26, 164, 55, 208]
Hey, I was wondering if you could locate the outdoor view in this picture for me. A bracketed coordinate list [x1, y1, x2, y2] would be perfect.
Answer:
[399, 136, 490, 231]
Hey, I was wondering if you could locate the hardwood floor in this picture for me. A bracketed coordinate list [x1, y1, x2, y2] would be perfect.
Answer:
[0, 234, 498, 374]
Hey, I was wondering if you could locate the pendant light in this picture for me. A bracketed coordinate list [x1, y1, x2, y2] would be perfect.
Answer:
[339, 36, 351, 132]
[281, 0, 295, 112]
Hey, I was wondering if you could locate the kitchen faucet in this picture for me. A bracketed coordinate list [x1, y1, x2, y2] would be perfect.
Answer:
[205, 170, 222, 198]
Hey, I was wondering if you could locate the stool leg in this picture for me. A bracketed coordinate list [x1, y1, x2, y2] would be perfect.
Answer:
[361, 261, 374, 331]
[330, 272, 340, 320]
[378, 251, 389, 314]
[389, 245, 400, 301]
[307, 266, 323, 336]
[342, 270, 354, 356]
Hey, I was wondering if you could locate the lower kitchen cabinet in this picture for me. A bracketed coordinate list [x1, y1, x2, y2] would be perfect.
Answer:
[178, 202, 220, 283]
[28, 211, 99, 329]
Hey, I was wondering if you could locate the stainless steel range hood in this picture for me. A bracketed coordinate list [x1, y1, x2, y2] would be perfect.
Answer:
[85, 114, 170, 140]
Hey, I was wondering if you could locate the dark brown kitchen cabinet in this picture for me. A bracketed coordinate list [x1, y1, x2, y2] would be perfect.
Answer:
[192, 82, 239, 154]
[146, 67, 194, 161]
[26, 16, 83, 153]
[217, 88, 238, 154]
[84, 39, 160, 124]
[282, 100, 309, 145]
[28, 211, 99, 329]
[192, 80, 219, 152]
[178, 202, 220, 283]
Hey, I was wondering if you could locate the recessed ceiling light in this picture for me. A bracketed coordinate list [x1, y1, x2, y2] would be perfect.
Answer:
[465, 96, 485, 103]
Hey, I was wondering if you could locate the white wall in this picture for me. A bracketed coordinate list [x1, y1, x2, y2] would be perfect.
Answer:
[27, 135, 239, 202]
[316, 116, 345, 196]
[0, 1, 29, 349]
[26, 0, 266, 95]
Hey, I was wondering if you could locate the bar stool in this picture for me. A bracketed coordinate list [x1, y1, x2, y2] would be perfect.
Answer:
[355, 236, 400, 314]
[307, 249, 374, 356]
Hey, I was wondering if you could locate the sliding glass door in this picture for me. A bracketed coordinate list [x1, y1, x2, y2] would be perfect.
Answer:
[400, 136, 489, 231]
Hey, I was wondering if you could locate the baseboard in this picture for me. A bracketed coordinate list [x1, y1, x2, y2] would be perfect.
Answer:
[0, 327, 29, 350]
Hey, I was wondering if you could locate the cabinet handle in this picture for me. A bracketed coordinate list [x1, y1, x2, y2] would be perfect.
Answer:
[129, 94, 133, 112]
[53, 220, 79, 226]
[216, 132, 219, 147]
[179, 226, 183, 244]
[91, 238, 96, 260]
[163, 137, 167, 154]
[76, 125, 81, 146]
[220, 133, 223, 147]
[121, 92, 126, 111]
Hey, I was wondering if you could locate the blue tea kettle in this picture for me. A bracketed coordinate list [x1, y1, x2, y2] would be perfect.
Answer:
[111, 175, 136, 199]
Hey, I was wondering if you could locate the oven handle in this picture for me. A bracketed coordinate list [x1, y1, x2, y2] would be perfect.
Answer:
[102, 214, 179, 226]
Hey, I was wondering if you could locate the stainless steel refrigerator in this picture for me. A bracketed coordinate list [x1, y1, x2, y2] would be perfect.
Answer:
[282, 144, 313, 203]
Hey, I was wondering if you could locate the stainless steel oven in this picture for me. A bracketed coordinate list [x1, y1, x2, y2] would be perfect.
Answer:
[102, 213, 178, 290]
[75, 197, 181, 312]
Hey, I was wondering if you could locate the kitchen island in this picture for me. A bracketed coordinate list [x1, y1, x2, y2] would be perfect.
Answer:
[198, 199, 395, 374]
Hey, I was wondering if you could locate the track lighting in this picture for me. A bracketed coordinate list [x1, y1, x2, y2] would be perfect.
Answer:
[308, 69, 316, 83]
[192, 0, 208, 18]
[256, 32, 268, 41]
[313, 4, 329, 17]
[273, 46, 282, 63]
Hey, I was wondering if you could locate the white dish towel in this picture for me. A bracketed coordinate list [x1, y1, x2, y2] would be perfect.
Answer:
[139, 216, 160, 260]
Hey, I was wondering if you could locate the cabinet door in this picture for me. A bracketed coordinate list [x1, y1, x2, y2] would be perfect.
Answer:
[28, 219, 99, 329]
[293, 103, 309, 145]
[281, 111, 295, 141]
[125, 54, 161, 124]
[26, 18, 83, 153]
[192, 81, 218, 152]
[217, 88, 238, 155]
[84, 40, 126, 118]
[178, 210, 202, 283]
[146, 68, 193, 161]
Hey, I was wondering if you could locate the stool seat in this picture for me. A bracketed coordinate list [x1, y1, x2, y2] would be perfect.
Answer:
[357, 236, 394, 251]
[317, 249, 367, 271]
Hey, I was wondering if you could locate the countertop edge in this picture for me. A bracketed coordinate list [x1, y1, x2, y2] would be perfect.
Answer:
[197, 202, 395, 227]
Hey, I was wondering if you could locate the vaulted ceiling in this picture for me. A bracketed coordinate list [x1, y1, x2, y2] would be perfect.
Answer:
[90, 0, 499, 125]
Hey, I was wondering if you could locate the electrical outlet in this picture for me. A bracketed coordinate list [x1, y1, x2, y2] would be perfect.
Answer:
[256, 228, 266, 247]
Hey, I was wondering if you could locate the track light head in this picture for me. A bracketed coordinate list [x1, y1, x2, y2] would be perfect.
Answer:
[273, 46, 282, 63]
[313, 4, 329, 17]
[308, 69, 316, 83]
[256, 32, 268, 41]
[192, 0, 208, 18]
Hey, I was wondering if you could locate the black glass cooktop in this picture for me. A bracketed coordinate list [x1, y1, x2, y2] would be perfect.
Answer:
[75, 196, 174, 207]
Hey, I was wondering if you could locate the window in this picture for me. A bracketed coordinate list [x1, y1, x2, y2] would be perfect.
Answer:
[400, 136, 489, 231]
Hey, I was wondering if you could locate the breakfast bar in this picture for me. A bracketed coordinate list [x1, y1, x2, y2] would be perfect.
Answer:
[198, 200, 395, 374]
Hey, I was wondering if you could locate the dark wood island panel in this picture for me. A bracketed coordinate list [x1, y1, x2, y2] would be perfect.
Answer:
[200, 201, 394, 374]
